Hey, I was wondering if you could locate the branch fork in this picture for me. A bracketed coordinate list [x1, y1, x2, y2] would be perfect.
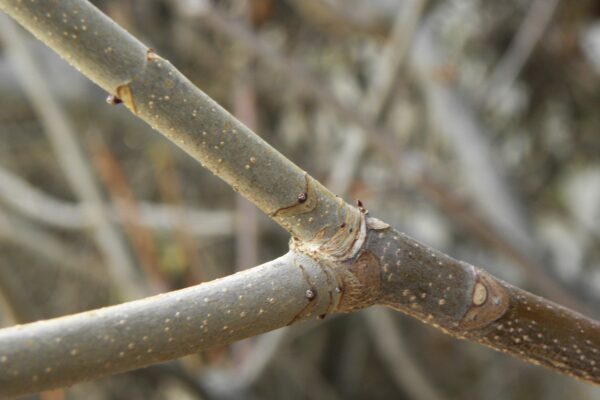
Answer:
[0, 1, 598, 397]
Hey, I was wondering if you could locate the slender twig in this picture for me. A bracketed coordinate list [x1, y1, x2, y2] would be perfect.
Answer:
[0, 206, 106, 283]
[411, 19, 533, 255]
[365, 308, 445, 400]
[232, 41, 259, 271]
[0, 278, 18, 327]
[483, 0, 562, 109]
[0, 164, 233, 235]
[327, 0, 427, 195]
[90, 133, 169, 292]
[0, 1, 598, 397]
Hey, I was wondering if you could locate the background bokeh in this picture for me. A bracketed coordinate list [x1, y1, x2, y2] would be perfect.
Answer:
[1, 0, 600, 399]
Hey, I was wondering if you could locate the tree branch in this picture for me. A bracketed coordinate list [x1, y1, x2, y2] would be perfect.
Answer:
[0, 0, 598, 397]
[0, 206, 106, 284]
[187, 1, 588, 312]
[0, 252, 338, 397]
[0, 0, 357, 250]
[482, 0, 561, 108]
[365, 308, 444, 400]
[0, 164, 233, 235]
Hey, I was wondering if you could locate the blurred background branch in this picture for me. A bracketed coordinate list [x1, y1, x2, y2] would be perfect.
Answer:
[0, 15, 147, 299]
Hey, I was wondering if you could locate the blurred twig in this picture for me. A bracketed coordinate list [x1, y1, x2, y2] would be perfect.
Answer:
[203, 318, 337, 396]
[363, 0, 428, 121]
[0, 17, 146, 299]
[0, 164, 233, 235]
[231, 7, 260, 271]
[0, 206, 106, 283]
[203, 329, 289, 397]
[482, 0, 562, 109]
[327, 0, 427, 195]
[0, 278, 18, 326]
[412, 18, 534, 256]
[90, 133, 169, 293]
[149, 145, 208, 284]
[365, 308, 445, 400]
[277, 351, 342, 400]
[286, 0, 391, 38]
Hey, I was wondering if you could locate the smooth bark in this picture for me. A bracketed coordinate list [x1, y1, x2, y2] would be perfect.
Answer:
[0, 1, 598, 397]
[0, 252, 338, 397]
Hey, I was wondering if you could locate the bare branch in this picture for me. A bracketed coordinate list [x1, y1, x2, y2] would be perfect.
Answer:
[0, 1, 598, 396]
[412, 19, 533, 254]
[188, 0, 586, 312]
[483, 0, 562, 108]
[0, 0, 358, 251]
[0, 206, 106, 283]
[327, 0, 427, 195]
[365, 308, 445, 400]
[0, 252, 338, 397]
[0, 164, 233, 235]
[372, 227, 600, 385]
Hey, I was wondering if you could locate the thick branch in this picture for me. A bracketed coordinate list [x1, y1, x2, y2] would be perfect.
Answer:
[0, 252, 338, 397]
[365, 225, 600, 384]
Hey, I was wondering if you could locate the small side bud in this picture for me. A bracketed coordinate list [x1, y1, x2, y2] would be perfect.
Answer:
[106, 95, 122, 105]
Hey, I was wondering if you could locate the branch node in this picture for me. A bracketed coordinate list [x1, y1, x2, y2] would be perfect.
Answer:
[366, 216, 390, 231]
[106, 95, 122, 105]
[116, 84, 137, 114]
[146, 48, 160, 61]
[272, 174, 317, 217]
[459, 269, 510, 330]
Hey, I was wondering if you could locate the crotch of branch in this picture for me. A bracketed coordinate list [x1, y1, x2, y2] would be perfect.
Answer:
[291, 213, 391, 314]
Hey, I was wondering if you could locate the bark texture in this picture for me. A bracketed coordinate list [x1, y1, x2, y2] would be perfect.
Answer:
[0, 253, 338, 397]
[0, 0, 598, 397]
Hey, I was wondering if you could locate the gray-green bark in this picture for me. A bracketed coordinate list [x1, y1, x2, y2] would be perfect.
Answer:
[192, 3, 586, 313]
[0, 253, 338, 397]
[0, 0, 358, 252]
[0, 0, 598, 397]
